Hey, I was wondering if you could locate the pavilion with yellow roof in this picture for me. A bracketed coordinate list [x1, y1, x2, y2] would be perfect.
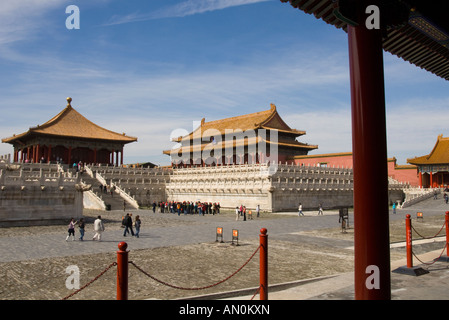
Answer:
[2, 97, 137, 166]
[163, 103, 317, 167]
[407, 134, 449, 188]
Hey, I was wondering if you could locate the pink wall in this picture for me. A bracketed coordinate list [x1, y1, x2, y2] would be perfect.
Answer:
[293, 152, 354, 168]
[291, 152, 419, 187]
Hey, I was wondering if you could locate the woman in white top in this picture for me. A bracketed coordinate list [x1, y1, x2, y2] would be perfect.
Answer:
[93, 216, 105, 241]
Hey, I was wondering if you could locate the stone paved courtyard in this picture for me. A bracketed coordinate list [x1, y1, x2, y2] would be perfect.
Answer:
[0, 204, 447, 300]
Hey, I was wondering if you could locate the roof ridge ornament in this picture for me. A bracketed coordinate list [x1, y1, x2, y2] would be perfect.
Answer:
[67, 97, 72, 108]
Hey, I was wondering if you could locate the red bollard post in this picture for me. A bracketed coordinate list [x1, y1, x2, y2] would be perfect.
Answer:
[259, 228, 268, 300]
[405, 214, 412, 268]
[445, 212, 449, 255]
[117, 242, 128, 300]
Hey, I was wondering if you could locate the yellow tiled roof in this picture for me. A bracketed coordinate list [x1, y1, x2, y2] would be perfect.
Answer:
[164, 104, 317, 155]
[407, 134, 449, 165]
[172, 104, 305, 143]
[2, 98, 137, 144]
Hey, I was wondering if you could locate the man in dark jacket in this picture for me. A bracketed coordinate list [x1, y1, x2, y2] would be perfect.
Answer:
[123, 213, 135, 237]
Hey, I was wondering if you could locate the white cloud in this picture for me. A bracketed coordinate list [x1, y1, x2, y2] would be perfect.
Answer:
[0, 44, 350, 165]
[0, 0, 69, 45]
[105, 0, 272, 25]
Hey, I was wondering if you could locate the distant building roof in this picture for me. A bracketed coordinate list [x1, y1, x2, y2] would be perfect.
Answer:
[407, 134, 449, 165]
[2, 97, 137, 144]
[163, 104, 317, 155]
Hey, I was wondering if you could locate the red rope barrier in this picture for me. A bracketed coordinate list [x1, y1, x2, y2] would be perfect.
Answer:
[128, 245, 260, 291]
[62, 262, 117, 300]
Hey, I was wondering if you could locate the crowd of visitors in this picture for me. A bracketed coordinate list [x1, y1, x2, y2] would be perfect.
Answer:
[64, 200, 262, 242]
[151, 201, 222, 216]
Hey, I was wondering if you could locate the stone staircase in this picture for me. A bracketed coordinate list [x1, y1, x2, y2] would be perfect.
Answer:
[80, 171, 129, 211]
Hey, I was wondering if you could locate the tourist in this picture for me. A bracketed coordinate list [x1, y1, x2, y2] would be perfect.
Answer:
[123, 213, 135, 237]
[318, 203, 323, 215]
[298, 203, 304, 216]
[392, 202, 396, 214]
[66, 218, 77, 241]
[235, 206, 239, 221]
[92, 215, 105, 241]
[243, 206, 247, 221]
[78, 218, 85, 241]
[134, 215, 141, 238]
[256, 204, 260, 218]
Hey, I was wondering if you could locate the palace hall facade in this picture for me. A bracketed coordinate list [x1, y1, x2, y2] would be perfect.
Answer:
[407, 134, 449, 188]
[163, 104, 318, 167]
[2, 98, 137, 166]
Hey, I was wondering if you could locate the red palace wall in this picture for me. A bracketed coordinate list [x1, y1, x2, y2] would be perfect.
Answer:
[291, 152, 419, 187]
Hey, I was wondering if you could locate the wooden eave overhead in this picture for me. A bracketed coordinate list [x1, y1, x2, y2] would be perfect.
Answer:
[407, 134, 449, 165]
[2, 98, 137, 144]
[280, 0, 449, 81]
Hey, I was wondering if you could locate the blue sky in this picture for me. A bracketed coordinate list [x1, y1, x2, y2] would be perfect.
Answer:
[0, 0, 448, 166]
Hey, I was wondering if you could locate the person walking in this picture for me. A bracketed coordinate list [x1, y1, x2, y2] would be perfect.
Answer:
[298, 203, 304, 216]
[134, 215, 141, 238]
[392, 202, 396, 214]
[66, 218, 77, 241]
[318, 204, 323, 215]
[92, 216, 105, 241]
[78, 218, 85, 241]
[235, 206, 239, 221]
[123, 213, 135, 237]
[256, 204, 260, 218]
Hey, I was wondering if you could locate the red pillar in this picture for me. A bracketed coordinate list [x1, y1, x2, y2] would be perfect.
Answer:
[68, 146, 72, 165]
[120, 149, 124, 166]
[445, 211, 449, 258]
[405, 214, 413, 268]
[348, 21, 391, 299]
[117, 242, 128, 300]
[47, 145, 52, 163]
[35, 144, 40, 163]
[259, 228, 268, 300]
